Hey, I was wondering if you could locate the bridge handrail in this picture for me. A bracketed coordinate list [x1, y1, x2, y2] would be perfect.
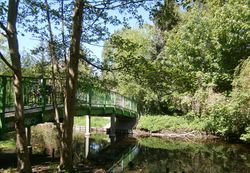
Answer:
[0, 75, 138, 116]
[107, 144, 139, 172]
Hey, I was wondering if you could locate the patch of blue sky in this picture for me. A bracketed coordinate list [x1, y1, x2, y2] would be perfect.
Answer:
[18, 5, 153, 61]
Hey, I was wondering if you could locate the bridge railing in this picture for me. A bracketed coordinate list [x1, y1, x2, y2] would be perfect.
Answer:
[0, 75, 137, 116]
[107, 144, 140, 172]
[76, 88, 137, 113]
[1, 76, 64, 113]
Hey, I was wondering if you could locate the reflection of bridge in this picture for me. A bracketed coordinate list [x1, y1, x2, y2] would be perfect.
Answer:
[107, 144, 139, 173]
[84, 136, 139, 172]
[0, 75, 138, 136]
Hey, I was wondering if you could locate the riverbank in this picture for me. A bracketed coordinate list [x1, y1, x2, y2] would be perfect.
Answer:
[1, 121, 248, 172]
[133, 129, 219, 140]
[134, 115, 225, 141]
[75, 115, 219, 140]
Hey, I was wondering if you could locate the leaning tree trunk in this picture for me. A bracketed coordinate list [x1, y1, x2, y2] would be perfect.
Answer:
[7, 0, 32, 172]
[59, 0, 84, 171]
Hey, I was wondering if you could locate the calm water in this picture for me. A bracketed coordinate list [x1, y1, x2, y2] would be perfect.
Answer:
[28, 131, 250, 172]
[55, 133, 250, 173]
[2, 128, 250, 172]
[127, 137, 250, 173]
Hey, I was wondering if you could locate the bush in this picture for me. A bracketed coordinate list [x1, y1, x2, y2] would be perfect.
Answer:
[240, 127, 250, 143]
[203, 58, 250, 140]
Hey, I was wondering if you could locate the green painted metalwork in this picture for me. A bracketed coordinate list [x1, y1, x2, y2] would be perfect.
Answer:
[0, 75, 138, 133]
[108, 144, 139, 172]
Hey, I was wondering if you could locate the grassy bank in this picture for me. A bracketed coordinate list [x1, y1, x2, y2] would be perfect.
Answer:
[0, 132, 16, 150]
[137, 115, 206, 133]
[74, 116, 109, 128]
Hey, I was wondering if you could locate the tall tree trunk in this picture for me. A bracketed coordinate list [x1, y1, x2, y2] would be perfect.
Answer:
[7, 0, 32, 172]
[44, 1, 64, 167]
[61, 0, 67, 64]
[44, 0, 60, 123]
[59, 0, 84, 171]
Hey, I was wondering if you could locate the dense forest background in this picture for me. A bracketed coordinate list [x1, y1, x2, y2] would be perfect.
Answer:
[101, 0, 250, 141]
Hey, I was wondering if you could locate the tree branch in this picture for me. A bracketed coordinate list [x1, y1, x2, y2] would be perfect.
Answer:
[0, 32, 7, 38]
[88, 0, 153, 10]
[80, 53, 125, 71]
[0, 21, 9, 36]
[0, 51, 16, 72]
[84, 42, 115, 48]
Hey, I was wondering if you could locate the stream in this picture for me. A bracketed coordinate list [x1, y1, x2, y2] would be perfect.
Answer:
[34, 130, 250, 173]
[1, 130, 250, 172]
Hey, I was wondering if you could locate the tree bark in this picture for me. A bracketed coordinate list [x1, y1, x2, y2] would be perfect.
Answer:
[7, 0, 32, 172]
[59, 0, 84, 171]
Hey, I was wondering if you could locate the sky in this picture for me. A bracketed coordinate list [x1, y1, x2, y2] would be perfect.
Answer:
[18, 6, 153, 61]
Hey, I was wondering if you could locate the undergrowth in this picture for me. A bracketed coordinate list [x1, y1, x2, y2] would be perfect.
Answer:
[137, 115, 206, 133]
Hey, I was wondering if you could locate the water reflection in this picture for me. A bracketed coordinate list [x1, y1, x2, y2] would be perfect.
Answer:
[131, 137, 250, 173]
[86, 135, 138, 172]
[72, 133, 110, 166]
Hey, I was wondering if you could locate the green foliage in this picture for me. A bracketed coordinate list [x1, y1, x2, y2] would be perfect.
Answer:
[203, 57, 250, 139]
[102, 0, 250, 141]
[240, 127, 250, 143]
[137, 115, 205, 133]
[151, 0, 180, 31]
[162, 0, 249, 93]
[0, 36, 12, 75]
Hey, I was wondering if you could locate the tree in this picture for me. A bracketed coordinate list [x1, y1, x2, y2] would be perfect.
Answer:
[102, 26, 171, 113]
[59, 0, 84, 171]
[0, 0, 32, 172]
[151, 0, 179, 31]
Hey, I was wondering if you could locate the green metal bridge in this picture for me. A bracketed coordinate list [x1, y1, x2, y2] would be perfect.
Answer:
[0, 75, 138, 134]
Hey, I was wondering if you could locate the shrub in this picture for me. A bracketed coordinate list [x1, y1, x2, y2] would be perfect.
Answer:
[240, 127, 250, 143]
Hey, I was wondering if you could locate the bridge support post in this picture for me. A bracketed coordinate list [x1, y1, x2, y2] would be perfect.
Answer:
[85, 114, 91, 136]
[25, 127, 32, 155]
[85, 135, 90, 159]
[109, 114, 116, 143]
